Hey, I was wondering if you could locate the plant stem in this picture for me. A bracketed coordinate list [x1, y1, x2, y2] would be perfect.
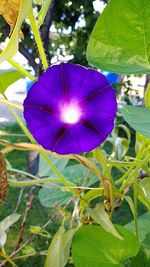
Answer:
[8, 59, 36, 81]
[116, 143, 150, 186]
[0, 98, 23, 110]
[9, 168, 41, 180]
[0, 249, 17, 267]
[120, 153, 150, 192]
[8, 178, 60, 187]
[28, 10, 48, 71]
[133, 177, 139, 239]
[37, 0, 52, 27]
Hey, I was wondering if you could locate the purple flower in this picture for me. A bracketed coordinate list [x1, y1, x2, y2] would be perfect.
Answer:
[23, 63, 117, 155]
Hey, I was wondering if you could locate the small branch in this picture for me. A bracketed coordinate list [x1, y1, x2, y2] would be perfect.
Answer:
[12, 213, 57, 257]
[14, 188, 24, 213]
[15, 189, 34, 250]
[28, 10, 48, 70]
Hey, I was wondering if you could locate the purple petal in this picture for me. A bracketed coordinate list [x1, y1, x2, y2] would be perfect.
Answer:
[23, 63, 117, 155]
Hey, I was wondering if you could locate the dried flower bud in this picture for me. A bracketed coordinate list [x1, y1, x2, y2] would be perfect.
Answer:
[0, 0, 23, 38]
[0, 152, 8, 204]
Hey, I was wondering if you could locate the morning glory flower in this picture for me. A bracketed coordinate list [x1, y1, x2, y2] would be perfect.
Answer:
[23, 63, 117, 155]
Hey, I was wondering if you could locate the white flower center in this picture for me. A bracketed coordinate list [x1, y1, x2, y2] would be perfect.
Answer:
[61, 105, 81, 124]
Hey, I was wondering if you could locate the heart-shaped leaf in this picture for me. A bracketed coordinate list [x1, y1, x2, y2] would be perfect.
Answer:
[72, 225, 140, 267]
[122, 106, 150, 139]
[38, 188, 72, 208]
[87, 0, 150, 74]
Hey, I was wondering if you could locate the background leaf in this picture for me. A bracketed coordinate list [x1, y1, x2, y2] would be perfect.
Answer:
[0, 213, 20, 248]
[87, 0, 150, 74]
[72, 225, 140, 267]
[38, 188, 72, 208]
[39, 154, 68, 177]
[0, 213, 20, 232]
[122, 106, 150, 139]
[62, 164, 99, 186]
[0, 69, 23, 94]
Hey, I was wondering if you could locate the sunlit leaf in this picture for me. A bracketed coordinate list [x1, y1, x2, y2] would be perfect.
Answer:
[44, 226, 76, 267]
[87, 205, 123, 239]
[72, 225, 140, 267]
[122, 106, 150, 139]
[0, 0, 32, 64]
[87, 0, 150, 74]
[0, 69, 23, 94]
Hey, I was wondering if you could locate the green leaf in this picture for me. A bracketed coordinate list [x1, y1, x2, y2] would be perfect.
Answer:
[135, 132, 148, 155]
[124, 196, 134, 217]
[0, 213, 20, 248]
[44, 226, 76, 267]
[138, 178, 150, 210]
[126, 212, 150, 242]
[0, 69, 23, 94]
[87, 0, 150, 74]
[38, 188, 72, 208]
[87, 205, 123, 240]
[39, 154, 68, 177]
[72, 225, 140, 267]
[130, 248, 148, 267]
[79, 188, 104, 216]
[0, 0, 32, 64]
[0, 213, 20, 233]
[0, 232, 7, 249]
[122, 106, 150, 139]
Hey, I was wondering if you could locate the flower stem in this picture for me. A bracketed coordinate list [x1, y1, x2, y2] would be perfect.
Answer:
[133, 177, 139, 239]
[8, 59, 36, 81]
[28, 10, 48, 71]
[37, 0, 52, 27]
